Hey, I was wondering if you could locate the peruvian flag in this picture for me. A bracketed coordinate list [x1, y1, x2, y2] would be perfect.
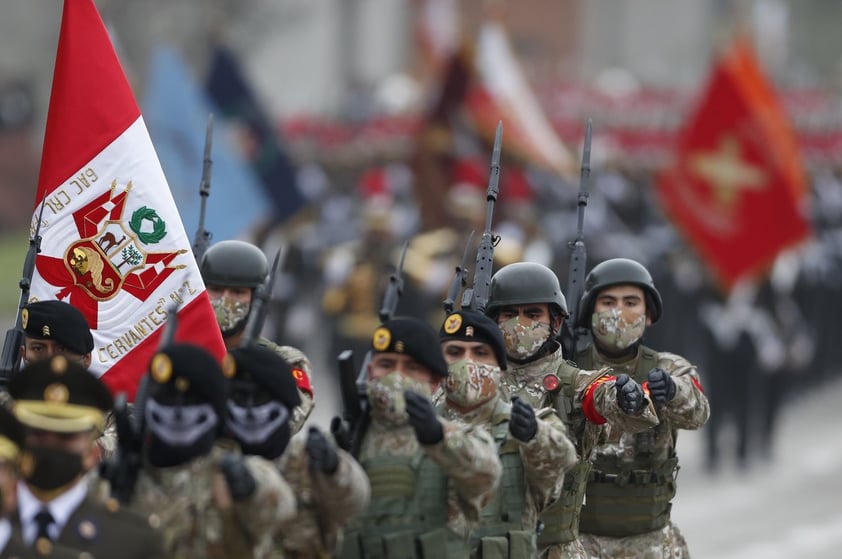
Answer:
[30, 0, 226, 398]
[656, 35, 812, 291]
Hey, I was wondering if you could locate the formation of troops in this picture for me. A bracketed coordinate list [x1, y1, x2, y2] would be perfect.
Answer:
[0, 235, 709, 558]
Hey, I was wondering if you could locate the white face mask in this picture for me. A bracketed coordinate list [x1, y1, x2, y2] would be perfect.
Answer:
[145, 400, 218, 446]
[591, 308, 646, 352]
[366, 370, 432, 426]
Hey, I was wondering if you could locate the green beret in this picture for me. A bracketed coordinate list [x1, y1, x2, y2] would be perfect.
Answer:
[371, 317, 448, 377]
[229, 346, 302, 411]
[147, 343, 231, 419]
[22, 300, 94, 355]
[9, 356, 113, 433]
[440, 310, 508, 370]
[0, 405, 24, 461]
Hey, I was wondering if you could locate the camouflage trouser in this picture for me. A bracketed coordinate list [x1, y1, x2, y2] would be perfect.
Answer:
[578, 523, 689, 559]
[542, 539, 587, 559]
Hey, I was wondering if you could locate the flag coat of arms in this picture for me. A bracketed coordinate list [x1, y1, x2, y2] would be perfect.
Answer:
[29, 0, 226, 398]
[656, 36, 812, 291]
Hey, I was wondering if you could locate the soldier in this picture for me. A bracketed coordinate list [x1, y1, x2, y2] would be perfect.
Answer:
[572, 258, 710, 559]
[128, 343, 296, 558]
[338, 317, 502, 559]
[200, 240, 315, 433]
[6, 356, 165, 558]
[484, 262, 658, 559]
[438, 309, 576, 558]
[227, 345, 370, 558]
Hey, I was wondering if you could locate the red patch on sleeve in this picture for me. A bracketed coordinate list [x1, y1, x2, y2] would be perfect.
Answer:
[582, 375, 614, 425]
[291, 367, 314, 397]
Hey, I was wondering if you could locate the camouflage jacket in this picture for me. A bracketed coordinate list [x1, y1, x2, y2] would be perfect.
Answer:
[257, 339, 315, 434]
[267, 432, 370, 559]
[359, 418, 501, 540]
[130, 443, 296, 559]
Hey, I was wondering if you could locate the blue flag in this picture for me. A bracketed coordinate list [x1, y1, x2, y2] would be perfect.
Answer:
[142, 45, 271, 243]
[206, 45, 306, 224]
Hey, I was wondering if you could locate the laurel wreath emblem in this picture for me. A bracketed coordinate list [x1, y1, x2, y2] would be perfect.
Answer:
[129, 206, 166, 244]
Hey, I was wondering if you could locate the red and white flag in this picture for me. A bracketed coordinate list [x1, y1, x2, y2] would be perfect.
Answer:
[30, 0, 226, 398]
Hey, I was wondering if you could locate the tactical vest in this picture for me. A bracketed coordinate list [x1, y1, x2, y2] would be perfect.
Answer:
[575, 346, 679, 538]
[339, 450, 469, 559]
[469, 412, 535, 559]
[536, 360, 591, 547]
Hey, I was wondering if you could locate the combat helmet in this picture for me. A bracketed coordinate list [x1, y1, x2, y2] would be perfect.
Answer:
[200, 240, 268, 289]
[577, 258, 662, 327]
[486, 262, 569, 318]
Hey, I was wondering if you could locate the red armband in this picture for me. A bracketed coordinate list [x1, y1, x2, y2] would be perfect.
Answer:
[582, 375, 614, 425]
[291, 367, 314, 397]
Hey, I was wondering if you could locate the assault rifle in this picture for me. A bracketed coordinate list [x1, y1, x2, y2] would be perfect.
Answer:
[561, 119, 593, 357]
[443, 231, 474, 313]
[192, 113, 214, 264]
[460, 121, 503, 313]
[331, 241, 409, 457]
[240, 247, 284, 347]
[0, 199, 47, 387]
[102, 305, 179, 504]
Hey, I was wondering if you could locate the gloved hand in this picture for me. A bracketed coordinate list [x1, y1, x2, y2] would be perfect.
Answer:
[405, 390, 444, 445]
[306, 426, 340, 475]
[647, 368, 677, 403]
[218, 454, 257, 501]
[615, 374, 647, 415]
[509, 397, 538, 442]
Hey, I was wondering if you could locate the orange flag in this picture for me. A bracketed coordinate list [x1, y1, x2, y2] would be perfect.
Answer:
[656, 36, 812, 291]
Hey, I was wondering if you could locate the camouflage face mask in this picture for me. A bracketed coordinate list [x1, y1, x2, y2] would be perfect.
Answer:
[499, 317, 551, 361]
[445, 359, 500, 409]
[210, 296, 250, 335]
[591, 308, 646, 351]
[367, 370, 432, 427]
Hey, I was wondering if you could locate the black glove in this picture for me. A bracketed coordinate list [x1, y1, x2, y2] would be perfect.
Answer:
[218, 454, 257, 501]
[405, 390, 444, 445]
[616, 373, 647, 415]
[509, 397, 538, 442]
[647, 368, 677, 403]
[306, 426, 340, 475]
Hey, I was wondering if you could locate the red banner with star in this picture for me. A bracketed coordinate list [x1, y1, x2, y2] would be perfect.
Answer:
[656, 36, 812, 291]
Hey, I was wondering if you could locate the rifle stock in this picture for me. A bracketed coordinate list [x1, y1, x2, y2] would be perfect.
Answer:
[192, 113, 214, 264]
[0, 199, 47, 386]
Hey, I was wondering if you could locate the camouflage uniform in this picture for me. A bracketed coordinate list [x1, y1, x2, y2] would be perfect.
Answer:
[131, 443, 296, 559]
[575, 347, 709, 559]
[257, 339, 315, 434]
[265, 432, 370, 559]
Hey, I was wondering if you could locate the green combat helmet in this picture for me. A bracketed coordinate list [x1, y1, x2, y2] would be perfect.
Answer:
[486, 262, 569, 319]
[200, 240, 269, 289]
[577, 258, 663, 328]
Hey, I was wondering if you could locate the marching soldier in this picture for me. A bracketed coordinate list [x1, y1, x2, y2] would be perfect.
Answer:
[227, 345, 369, 558]
[338, 317, 502, 559]
[438, 309, 576, 558]
[6, 356, 165, 558]
[572, 258, 709, 559]
[484, 262, 658, 559]
[128, 343, 296, 558]
[200, 240, 315, 433]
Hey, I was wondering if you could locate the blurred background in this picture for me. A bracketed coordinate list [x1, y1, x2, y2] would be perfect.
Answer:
[2, 1, 841, 556]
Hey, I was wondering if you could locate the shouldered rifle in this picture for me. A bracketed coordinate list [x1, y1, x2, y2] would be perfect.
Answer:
[0, 199, 47, 387]
[331, 241, 409, 456]
[561, 119, 593, 357]
[103, 305, 179, 504]
[192, 113, 214, 264]
[240, 247, 284, 347]
[443, 231, 474, 313]
[461, 121, 503, 313]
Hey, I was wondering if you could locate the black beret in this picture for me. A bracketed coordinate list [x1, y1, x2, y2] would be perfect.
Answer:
[228, 345, 302, 410]
[147, 343, 231, 419]
[440, 310, 508, 370]
[0, 405, 24, 461]
[9, 356, 113, 433]
[22, 300, 94, 355]
[371, 317, 448, 377]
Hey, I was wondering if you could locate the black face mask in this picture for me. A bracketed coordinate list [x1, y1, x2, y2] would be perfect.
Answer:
[226, 400, 291, 460]
[145, 429, 216, 468]
[144, 399, 219, 468]
[23, 446, 84, 491]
